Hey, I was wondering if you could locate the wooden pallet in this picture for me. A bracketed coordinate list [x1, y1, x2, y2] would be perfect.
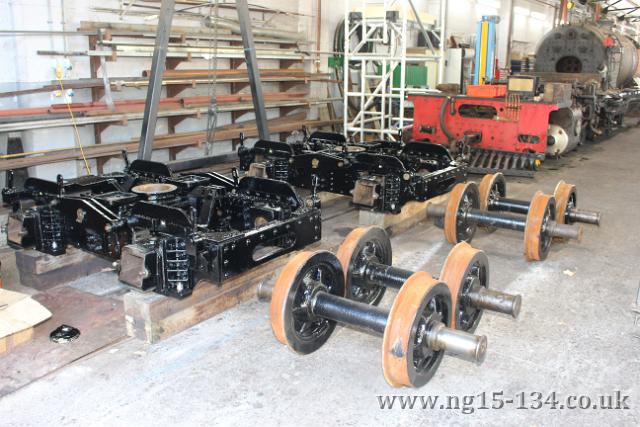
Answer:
[0, 328, 34, 356]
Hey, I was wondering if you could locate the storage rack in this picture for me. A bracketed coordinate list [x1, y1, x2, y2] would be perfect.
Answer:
[0, 8, 338, 174]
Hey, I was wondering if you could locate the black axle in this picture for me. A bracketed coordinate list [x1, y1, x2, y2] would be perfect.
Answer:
[490, 198, 600, 226]
[258, 280, 487, 362]
[479, 174, 601, 226]
[428, 204, 582, 241]
[310, 290, 487, 362]
[357, 259, 520, 318]
[312, 292, 389, 335]
[491, 198, 533, 215]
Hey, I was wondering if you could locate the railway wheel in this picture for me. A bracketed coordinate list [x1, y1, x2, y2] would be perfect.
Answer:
[270, 251, 346, 354]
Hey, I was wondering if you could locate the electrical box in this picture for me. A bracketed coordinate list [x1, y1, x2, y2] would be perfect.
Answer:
[328, 56, 344, 69]
[507, 76, 538, 99]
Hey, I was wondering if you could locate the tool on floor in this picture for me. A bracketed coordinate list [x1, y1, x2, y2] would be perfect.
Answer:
[334, 226, 521, 332]
[50, 325, 81, 343]
[427, 182, 584, 261]
[478, 173, 602, 226]
[258, 250, 487, 388]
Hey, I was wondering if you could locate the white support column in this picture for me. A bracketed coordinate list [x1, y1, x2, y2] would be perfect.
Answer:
[438, 0, 447, 84]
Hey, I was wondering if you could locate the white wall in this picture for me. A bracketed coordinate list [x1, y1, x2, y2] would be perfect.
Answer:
[511, 0, 555, 55]
[427, 0, 555, 66]
[0, 0, 560, 181]
[0, 0, 314, 180]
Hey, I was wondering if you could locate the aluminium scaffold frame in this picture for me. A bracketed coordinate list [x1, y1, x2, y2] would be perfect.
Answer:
[343, 0, 446, 142]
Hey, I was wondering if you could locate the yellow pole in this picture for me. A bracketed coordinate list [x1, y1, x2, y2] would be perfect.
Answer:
[479, 21, 489, 85]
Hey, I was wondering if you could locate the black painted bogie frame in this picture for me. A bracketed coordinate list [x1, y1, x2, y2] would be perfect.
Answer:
[3, 158, 321, 299]
[238, 131, 467, 214]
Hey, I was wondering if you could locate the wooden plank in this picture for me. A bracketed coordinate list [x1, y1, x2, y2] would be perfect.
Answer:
[318, 192, 350, 206]
[358, 193, 450, 236]
[15, 247, 112, 291]
[15, 247, 105, 275]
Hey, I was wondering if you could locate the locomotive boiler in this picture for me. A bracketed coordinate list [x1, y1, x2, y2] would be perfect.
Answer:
[535, 23, 640, 91]
[534, 23, 640, 154]
[411, 23, 640, 175]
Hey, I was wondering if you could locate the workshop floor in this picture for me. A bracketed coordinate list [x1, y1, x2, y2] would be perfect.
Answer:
[1, 131, 639, 426]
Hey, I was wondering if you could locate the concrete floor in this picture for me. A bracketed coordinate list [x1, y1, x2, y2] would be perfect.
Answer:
[1, 130, 640, 426]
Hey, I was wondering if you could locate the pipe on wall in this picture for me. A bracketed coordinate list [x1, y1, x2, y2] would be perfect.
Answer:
[438, 0, 447, 85]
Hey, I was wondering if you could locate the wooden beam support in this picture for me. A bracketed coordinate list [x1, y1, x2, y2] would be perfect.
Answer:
[279, 105, 303, 116]
[279, 59, 299, 69]
[279, 80, 301, 92]
[166, 83, 191, 98]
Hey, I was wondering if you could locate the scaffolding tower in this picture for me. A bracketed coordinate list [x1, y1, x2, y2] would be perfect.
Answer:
[343, 0, 446, 142]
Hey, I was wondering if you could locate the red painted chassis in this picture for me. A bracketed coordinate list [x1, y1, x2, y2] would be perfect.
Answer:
[410, 94, 559, 155]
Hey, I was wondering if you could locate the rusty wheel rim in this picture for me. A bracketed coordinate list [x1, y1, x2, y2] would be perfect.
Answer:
[478, 173, 507, 233]
[439, 242, 489, 332]
[382, 272, 452, 388]
[336, 227, 390, 305]
[270, 251, 345, 354]
[553, 180, 577, 225]
[524, 192, 556, 261]
[444, 182, 479, 244]
[478, 173, 506, 211]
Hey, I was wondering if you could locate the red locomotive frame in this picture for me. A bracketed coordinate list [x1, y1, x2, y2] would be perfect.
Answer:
[410, 94, 559, 155]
